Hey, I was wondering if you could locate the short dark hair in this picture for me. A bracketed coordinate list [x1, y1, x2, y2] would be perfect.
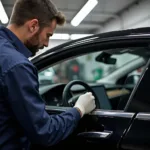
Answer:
[9, 0, 66, 27]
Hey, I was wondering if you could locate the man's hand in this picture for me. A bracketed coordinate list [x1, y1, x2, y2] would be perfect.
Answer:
[74, 92, 96, 117]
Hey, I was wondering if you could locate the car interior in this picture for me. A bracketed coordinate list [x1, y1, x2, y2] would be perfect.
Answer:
[40, 81, 133, 110]
[39, 47, 149, 111]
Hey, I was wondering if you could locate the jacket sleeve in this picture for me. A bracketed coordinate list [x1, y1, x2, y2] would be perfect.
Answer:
[2, 62, 81, 146]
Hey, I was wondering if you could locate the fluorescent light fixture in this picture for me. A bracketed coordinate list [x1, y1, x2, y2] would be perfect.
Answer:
[70, 34, 93, 40]
[71, 0, 98, 27]
[0, 0, 9, 24]
[51, 33, 70, 40]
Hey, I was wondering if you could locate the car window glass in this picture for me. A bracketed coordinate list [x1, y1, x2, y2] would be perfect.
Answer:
[38, 51, 144, 85]
[38, 48, 147, 110]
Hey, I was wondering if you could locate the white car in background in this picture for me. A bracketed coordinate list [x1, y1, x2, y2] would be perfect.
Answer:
[38, 68, 56, 85]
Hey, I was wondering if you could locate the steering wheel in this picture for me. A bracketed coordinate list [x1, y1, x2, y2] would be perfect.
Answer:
[62, 80, 100, 109]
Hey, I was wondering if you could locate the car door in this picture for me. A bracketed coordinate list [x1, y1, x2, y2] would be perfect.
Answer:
[119, 58, 150, 150]
[30, 28, 150, 150]
[42, 107, 134, 150]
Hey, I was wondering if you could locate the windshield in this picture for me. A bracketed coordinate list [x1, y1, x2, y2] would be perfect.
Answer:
[99, 53, 140, 77]
[38, 50, 145, 85]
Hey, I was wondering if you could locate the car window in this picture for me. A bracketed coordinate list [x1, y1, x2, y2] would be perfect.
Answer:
[38, 48, 147, 110]
[38, 51, 144, 85]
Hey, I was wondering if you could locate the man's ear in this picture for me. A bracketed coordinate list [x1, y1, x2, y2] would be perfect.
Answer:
[28, 19, 40, 34]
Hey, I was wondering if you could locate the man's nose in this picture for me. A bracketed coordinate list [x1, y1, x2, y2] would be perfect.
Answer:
[44, 41, 49, 47]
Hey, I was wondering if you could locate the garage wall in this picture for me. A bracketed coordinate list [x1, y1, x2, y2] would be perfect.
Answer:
[98, 0, 150, 33]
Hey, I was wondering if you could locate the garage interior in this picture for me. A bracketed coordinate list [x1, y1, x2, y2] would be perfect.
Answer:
[1, 0, 149, 50]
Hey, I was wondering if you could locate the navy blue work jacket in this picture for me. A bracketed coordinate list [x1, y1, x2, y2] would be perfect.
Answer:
[0, 26, 80, 150]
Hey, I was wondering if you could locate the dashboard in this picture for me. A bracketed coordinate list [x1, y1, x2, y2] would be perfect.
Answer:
[39, 81, 132, 110]
[39, 83, 115, 110]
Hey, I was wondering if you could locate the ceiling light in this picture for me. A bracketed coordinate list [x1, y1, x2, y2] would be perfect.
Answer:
[50, 34, 70, 40]
[70, 34, 93, 40]
[71, 0, 98, 27]
[0, 0, 9, 24]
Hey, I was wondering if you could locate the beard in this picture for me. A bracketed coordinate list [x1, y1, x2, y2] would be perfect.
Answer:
[26, 43, 39, 57]
[25, 31, 43, 57]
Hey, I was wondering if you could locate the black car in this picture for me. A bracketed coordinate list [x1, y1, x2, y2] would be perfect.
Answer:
[30, 27, 150, 150]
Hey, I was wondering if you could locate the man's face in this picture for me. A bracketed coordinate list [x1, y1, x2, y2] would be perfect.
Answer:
[25, 19, 57, 56]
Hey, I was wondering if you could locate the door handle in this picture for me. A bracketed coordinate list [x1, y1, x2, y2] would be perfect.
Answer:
[77, 131, 113, 139]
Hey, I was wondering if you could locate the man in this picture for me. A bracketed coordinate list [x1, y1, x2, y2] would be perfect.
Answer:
[0, 0, 96, 150]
